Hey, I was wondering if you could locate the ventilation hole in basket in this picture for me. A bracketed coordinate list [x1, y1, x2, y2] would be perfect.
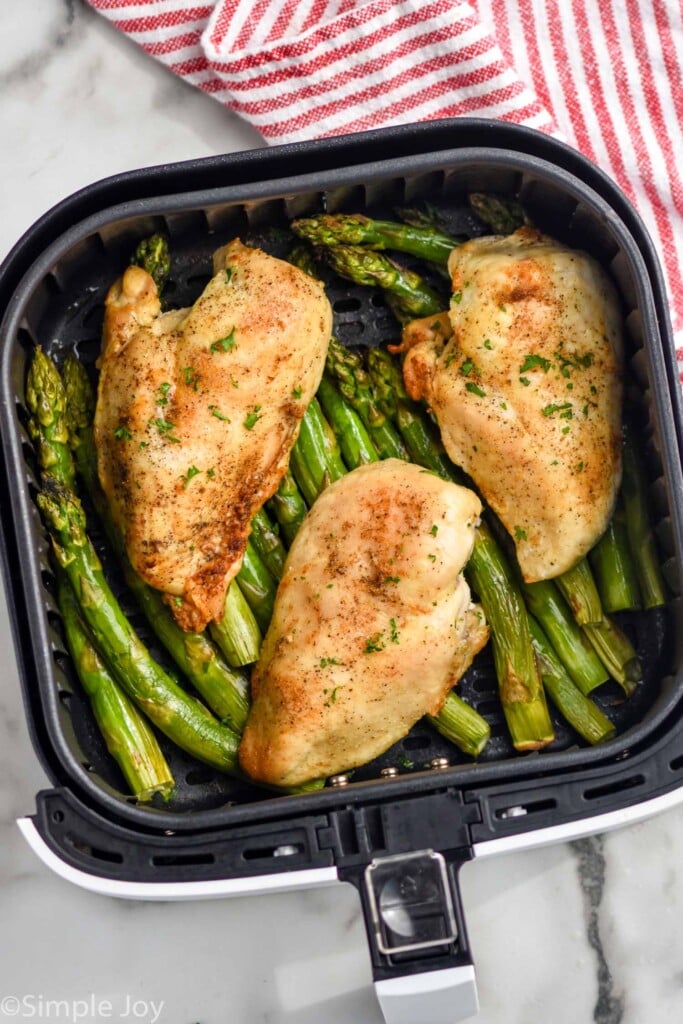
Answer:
[17, 327, 35, 352]
[41, 569, 56, 593]
[52, 809, 65, 823]
[81, 762, 95, 773]
[66, 834, 124, 864]
[58, 689, 72, 707]
[472, 676, 495, 695]
[495, 797, 557, 820]
[152, 852, 216, 867]
[336, 319, 365, 336]
[333, 296, 362, 314]
[670, 754, 683, 773]
[74, 339, 102, 365]
[583, 773, 645, 801]
[370, 291, 389, 308]
[243, 843, 304, 861]
[185, 767, 216, 786]
[403, 734, 432, 751]
[47, 610, 63, 632]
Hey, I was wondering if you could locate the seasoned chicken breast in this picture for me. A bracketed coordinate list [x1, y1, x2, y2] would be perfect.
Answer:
[239, 460, 488, 787]
[94, 240, 332, 631]
[403, 228, 623, 581]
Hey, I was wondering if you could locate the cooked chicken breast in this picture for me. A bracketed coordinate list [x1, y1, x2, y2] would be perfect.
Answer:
[403, 228, 623, 581]
[239, 460, 488, 787]
[94, 240, 332, 631]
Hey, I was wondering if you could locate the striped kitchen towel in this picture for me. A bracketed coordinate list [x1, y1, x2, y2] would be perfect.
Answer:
[86, 0, 683, 351]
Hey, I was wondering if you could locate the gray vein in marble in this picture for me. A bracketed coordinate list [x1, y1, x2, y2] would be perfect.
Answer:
[0, 0, 77, 88]
[572, 836, 624, 1024]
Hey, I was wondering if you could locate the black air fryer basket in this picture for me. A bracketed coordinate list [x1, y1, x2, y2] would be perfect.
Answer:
[2, 120, 683, 1023]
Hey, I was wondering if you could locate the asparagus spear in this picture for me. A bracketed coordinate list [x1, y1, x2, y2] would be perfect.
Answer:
[316, 375, 379, 468]
[292, 213, 458, 265]
[583, 618, 641, 696]
[131, 233, 171, 293]
[428, 691, 491, 757]
[57, 570, 175, 800]
[325, 337, 410, 461]
[519, 577, 608, 695]
[289, 397, 346, 505]
[365, 348, 553, 750]
[250, 507, 287, 580]
[62, 354, 256, 716]
[317, 244, 445, 319]
[37, 477, 242, 772]
[267, 470, 308, 546]
[555, 558, 604, 625]
[589, 503, 641, 612]
[237, 541, 277, 633]
[622, 427, 667, 608]
[529, 618, 616, 745]
[467, 193, 528, 234]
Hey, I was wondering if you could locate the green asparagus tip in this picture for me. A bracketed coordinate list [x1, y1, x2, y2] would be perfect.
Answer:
[131, 234, 171, 292]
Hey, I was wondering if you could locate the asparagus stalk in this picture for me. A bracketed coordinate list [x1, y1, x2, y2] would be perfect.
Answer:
[622, 428, 667, 608]
[267, 470, 308, 546]
[292, 213, 458, 265]
[554, 558, 604, 625]
[529, 618, 616, 745]
[237, 541, 277, 633]
[290, 397, 346, 505]
[26, 348, 76, 488]
[467, 193, 528, 234]
[57, 570, 175, 800]
[317, 244, 445, 320]
[365, 348, 553, 749]
[37, 477, 241, 772]
[583, 618, 641, 696]
[209, 584, 261, 668]
[428, 691, 491, 757]
[250, 507, 287, 580]
[519, 578, 608, 695]
[589, 504, 641, 612]
[325, 337, 410, 461]
[62, 354, 256, 714]
[316, 375, 379, 468]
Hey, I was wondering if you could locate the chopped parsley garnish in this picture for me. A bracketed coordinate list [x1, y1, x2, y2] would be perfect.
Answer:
[460, 358, 475, 377]
[156, 382, 171, 405]
[500, 401, 508, 410]
[519, 353, 551, 373]
[182, 466, 200, 488]
[514, 525, 527, 541]
[385, 575, 401, 584]
[244, 405, 262, 430]
[429, 524, 439, 536]
[207, 467, 216, 479]
[428, 553, 437, 562]
[320, 657, 340, 668]
[519, 376, 531, 386]
[390, 618, 400, 643]
[323, 686, 342, 707]
[225, 266, 235, 283]
[114, 426, 132, 441]
[399, 756, 415, 769]
[183, 367, 199, 389]
[151, 418, 181, 443]
[209, 405, 231, 422]
[174, 596, 183, 607]
[465, 381, 486, 397]
[562, 426, 571, 434]
[483, 338, 493, 350]
[451, 291, 463, 304]
[499, 303, 507, 312]
[364, 632, 386, 654]
[541, 402, 573, 419]
[292, 386, 303, 399]
[555, 349, 594, 378]
[210, 328, 236, 354]
[575, 461, 585, 473]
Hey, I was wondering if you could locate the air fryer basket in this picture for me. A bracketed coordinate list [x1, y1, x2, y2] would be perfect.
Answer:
[2, 122, 683, 862]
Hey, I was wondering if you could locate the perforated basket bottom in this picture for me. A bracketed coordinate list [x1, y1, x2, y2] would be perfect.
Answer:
[23, 186, 673, 815]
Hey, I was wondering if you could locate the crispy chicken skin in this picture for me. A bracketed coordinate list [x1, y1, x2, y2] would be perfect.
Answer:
[94, 240, 332, 631]
[403, 228, 623, 581]
[239, 460, 488, 787]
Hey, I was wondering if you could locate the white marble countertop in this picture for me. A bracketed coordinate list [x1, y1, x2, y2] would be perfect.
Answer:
[2, 3, 683, 1023]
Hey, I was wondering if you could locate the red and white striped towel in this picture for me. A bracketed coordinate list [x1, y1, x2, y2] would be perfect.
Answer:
[87, 0, 683, 355]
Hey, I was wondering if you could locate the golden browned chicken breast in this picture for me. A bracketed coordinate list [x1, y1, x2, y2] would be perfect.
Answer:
[239, 460, 488, 787]
[94, 240, 332, 631]
[403, 228, 623, 582]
